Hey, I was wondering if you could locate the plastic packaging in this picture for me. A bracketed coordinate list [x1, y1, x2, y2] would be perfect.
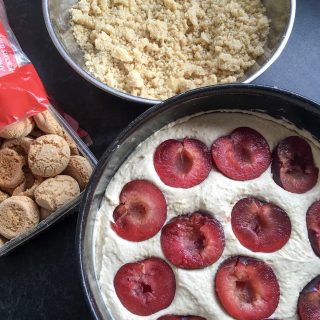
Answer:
[0, 1, 97, 255]
[0, 0, 48, 129]
[0, 105, 97, 256]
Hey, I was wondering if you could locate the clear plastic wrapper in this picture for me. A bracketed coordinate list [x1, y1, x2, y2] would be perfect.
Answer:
[0, 1, 97, 255]
[0, 0, 48, 129]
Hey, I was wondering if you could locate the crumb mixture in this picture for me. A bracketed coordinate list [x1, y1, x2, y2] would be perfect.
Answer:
[70, 0, 269, 100]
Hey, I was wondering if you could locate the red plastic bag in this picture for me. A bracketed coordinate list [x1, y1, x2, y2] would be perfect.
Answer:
[0, 0, 48, 129]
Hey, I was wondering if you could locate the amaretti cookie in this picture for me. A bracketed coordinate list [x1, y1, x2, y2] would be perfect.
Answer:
[40, 207, 53, 220]
[18, 171, 43, 198]
[1, 137, 33, 163]
[0, 148, 25, 189]
[33, 110, 63, 135]
[0, 117, 34, 139]
[33, 110, 79, 155]
[28, 134, 71, 178]
[0, 235, 7, 247]
[0, 109, 93, 244]
[0, 191, 9, 203]
[64, 155, 92, 190]
[34, 175, 80, 211]
[0, 196, 40, 239]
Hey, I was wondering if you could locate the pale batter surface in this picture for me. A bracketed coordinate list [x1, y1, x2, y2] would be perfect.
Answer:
[95, 111, 320, 320]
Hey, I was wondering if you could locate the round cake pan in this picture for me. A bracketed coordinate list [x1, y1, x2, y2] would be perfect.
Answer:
[77, 84, 320, 320]
[43, 0, 296, 105]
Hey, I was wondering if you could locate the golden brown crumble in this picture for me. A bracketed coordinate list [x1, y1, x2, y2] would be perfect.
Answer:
[70, 0, 269, 100]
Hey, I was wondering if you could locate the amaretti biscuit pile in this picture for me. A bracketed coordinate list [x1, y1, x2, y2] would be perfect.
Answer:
[0, 110, 93, 246]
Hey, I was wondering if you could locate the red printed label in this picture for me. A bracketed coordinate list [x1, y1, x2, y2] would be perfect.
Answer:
[0, 21, 18, 76]
[0, 64, 49, 128]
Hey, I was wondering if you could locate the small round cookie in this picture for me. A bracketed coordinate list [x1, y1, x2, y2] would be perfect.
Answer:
[5, 171, 43, 197]
[64, 156, 92, 190]
[33, 111, 79, 155]
[34, 175, 80, 211]
[33, 110, 63, 135]
[0, 196, 40, 239]
[0, 118, 34, 139]
[0, 190, 9, 203]
[28, 134, 71, 178]
[40, 208, 53, 220]
[12, 179, 26, 196]
[1, 137, 33, 162]
[61, 130, 80, 155]
[18, 172, 43, 198]
[0, 235, 7, 247]
[0, 148, 25, 189]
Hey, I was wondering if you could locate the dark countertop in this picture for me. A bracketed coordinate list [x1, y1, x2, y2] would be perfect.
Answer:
[0, 0, 319, 319]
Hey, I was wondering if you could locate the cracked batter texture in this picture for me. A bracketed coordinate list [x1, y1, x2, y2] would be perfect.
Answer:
[95, 111, 320, 320]
[70, 0, 269, 100]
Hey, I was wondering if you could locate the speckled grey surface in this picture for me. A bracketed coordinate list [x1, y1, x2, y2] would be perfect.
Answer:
[0, 0, 319, 319]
